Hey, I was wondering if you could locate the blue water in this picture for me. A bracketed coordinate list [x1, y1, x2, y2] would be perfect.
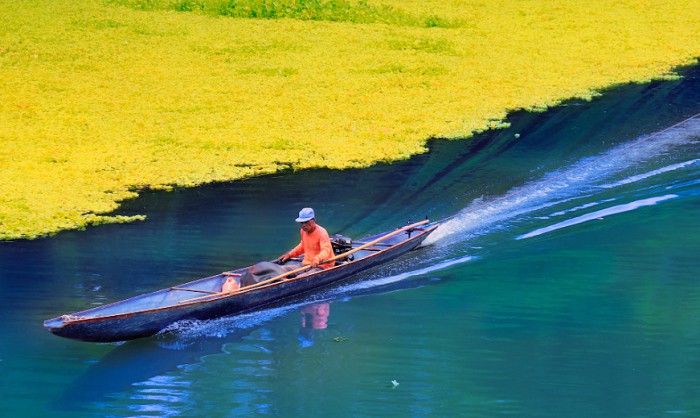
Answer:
[1, 66, 700, 417]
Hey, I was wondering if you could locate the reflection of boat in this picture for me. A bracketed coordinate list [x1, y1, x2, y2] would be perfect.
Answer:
[57, 326, 256, 409]
[44, 220, 438, 342]
[59, 301, 329, 409]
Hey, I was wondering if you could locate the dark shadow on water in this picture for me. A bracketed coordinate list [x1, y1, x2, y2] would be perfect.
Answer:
[58, 321, 262, 412]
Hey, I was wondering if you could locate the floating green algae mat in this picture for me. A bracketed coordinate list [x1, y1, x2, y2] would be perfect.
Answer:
[1, 0, 700, 239]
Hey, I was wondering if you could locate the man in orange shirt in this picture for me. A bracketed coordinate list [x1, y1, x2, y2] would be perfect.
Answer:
[278, 207, 334, 270]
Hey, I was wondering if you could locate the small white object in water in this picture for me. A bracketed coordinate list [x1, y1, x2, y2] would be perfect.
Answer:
[514, 133, 520, 139]
[391, 380, 399, 387]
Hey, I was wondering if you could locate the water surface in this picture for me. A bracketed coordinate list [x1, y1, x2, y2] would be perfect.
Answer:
[1, 66, 700, 417]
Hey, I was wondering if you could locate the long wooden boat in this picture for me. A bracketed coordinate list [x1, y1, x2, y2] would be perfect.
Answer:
[44, 220, 439, 342]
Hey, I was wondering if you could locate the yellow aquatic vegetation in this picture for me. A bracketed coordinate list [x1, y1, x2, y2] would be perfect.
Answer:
[1, 0, 700, 239]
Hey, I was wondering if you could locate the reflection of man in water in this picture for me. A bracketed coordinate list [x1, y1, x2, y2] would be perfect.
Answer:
[298, 303, 330, 348]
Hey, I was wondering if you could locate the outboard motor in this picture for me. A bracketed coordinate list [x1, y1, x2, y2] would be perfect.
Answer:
[331, 234, 354, 263]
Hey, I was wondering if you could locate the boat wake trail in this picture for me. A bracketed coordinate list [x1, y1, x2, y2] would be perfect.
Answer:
[159, 304, 305, 341]
[598, 159, 699, 189]
[425, 115, 700, 246]
[330, 254, 475, 294]
[516, 194, 679, 240]
[161, 255, 476, 341]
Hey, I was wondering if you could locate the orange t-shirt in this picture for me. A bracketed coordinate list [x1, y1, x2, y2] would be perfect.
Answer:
[287, 225, 334, 269]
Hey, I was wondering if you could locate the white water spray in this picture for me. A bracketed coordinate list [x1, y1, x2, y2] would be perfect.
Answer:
[425, 115, 700, 246]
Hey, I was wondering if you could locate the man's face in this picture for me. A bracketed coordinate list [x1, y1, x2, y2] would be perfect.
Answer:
[300, 219, 316, 233]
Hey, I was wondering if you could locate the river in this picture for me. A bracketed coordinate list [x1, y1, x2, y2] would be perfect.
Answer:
[1, 65, 700, 417]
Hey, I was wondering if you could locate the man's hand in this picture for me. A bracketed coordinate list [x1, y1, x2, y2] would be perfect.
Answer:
[310, 258, 320, 268]
[278, 254, 291, 263]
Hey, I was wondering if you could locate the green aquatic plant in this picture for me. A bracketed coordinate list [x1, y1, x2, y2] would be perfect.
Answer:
[1, 0, 700, 239]
[111, 0, 465, 27]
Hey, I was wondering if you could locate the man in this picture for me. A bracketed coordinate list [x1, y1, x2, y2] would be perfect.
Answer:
[278, 207, 334, 270]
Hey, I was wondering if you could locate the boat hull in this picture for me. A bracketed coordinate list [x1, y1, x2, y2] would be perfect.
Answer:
[44, 223, 438, 342]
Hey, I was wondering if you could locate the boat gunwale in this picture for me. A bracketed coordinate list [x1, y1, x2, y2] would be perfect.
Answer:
[44, 224, 438, 330]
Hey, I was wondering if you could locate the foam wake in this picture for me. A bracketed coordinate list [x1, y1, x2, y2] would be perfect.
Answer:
[426, 116, 700, 245]
[516, 194, 678, 240]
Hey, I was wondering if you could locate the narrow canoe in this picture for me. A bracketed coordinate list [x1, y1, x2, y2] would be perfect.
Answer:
[44, 220, 439, 342]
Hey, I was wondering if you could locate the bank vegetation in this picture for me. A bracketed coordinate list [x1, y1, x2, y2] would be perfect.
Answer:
[2, 0, 699, 239]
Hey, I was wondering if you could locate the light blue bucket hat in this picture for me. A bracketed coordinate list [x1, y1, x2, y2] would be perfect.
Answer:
[295, 207, 315, 223]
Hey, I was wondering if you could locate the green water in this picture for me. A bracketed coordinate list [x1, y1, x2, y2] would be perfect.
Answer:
[1, 67, 700, 417]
